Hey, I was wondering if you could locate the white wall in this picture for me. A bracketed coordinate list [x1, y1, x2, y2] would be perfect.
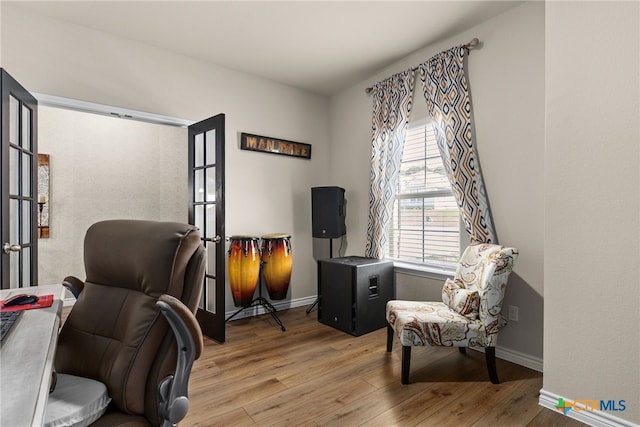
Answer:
[544, 1, 639, 424]
[37, 106, 187, 285]
[330, 2, 545, 363]
[2, 5, 331, 311]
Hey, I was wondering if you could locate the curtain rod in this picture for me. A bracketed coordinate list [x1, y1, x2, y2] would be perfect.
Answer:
[364, 38, 479, 94]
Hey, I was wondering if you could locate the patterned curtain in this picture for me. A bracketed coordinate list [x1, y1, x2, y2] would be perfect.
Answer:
[418, 47, 497, 243]
[365, 69, 415, 259]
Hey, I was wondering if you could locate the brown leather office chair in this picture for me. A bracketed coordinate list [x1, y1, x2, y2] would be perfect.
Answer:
[48, 220, 206, 427]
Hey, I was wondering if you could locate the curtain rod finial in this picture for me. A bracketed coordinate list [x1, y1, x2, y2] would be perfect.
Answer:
[467, 38, 479, 48]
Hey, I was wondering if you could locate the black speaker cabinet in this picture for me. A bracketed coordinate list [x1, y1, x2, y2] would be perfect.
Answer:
[317, 256, 394, 336]
[311, 186, 346, 238]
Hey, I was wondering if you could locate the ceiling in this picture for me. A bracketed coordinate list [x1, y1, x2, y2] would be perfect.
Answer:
[8, 1, 523, 96]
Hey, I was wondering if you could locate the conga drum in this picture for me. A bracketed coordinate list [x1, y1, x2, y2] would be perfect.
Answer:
[260, 234, 293, 300]
[227, 236, 261, 307]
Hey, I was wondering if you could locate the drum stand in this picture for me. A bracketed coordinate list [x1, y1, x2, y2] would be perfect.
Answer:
[225, 261, 286, 332]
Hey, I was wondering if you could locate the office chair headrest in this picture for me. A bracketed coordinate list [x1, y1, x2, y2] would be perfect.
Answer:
[84, 219, 202, 298]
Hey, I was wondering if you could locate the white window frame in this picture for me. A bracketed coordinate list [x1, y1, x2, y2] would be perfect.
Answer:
[388, 118, 465, 277]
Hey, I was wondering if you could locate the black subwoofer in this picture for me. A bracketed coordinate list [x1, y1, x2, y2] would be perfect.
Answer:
[317, 256, 394, 336]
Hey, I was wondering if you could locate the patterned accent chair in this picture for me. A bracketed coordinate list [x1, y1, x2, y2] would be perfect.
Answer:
[386, 243, 518, 384]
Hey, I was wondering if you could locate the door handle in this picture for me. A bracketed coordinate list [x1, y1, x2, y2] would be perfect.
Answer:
[212, 235, 222, 244]
[2, 243, 21, 254]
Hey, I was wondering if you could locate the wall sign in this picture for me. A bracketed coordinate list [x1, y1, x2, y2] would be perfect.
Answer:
[37, 153, 50, 238]
[240, 132, 311, 160]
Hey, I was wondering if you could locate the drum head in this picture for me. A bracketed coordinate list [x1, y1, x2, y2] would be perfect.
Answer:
[261, 233, 291, 240]
[229, 235, 259, 240]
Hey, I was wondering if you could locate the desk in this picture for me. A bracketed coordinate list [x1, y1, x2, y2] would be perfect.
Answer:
[0, 284, 64, 427]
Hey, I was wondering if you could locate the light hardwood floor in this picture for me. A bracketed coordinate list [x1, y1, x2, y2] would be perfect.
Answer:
[182, 306, 586, 427]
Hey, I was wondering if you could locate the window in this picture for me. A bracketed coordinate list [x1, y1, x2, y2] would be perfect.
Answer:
[387, 119, 460, 269]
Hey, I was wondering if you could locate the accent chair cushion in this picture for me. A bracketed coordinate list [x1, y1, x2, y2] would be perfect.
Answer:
[386, 300, 484, 347]
[44, 374, 111, 427]
[441, 278, 479, 320]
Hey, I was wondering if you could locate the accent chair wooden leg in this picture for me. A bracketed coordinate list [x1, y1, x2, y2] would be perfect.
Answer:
[386, 324, 394, 352]
[485, 347, 499, 384]
[458, 347, 466, 355]
[401, 346, 411, 384]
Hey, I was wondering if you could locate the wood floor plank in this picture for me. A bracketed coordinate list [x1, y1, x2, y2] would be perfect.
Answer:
[526, 408, 589, 427]
[365, 354, 504, 426]
[470, 371, 545, 426]
[181, 307, 580, 427]
[185, 406, 256, 427]
[245, 377, 378, 425]
[190, 307, 585, 426]
[68, 306, 584, 426]
[63, 307, 585, 427]
[179, 307, 587, 426]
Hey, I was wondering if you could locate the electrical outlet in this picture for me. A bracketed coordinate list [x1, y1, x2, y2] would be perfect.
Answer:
[508, 305, 519, 322]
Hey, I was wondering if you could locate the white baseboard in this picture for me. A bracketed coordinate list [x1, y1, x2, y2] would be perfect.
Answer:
[495, 346, 543, 372]
[539, 389, 639, 427]
[467, 345, 543, 373]
[225, 295, 317, 320]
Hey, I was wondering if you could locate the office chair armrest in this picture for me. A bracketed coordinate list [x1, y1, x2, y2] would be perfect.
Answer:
[62, 276, 85, 299]
[156, 294, 204, 426]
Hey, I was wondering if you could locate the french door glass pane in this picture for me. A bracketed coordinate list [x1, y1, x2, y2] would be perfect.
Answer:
[207, 245, 216, 275]
[9, 95, 18, 144]
[206, 130, 216, 165]
[22, 105, 31, 151]
[194, 205, 204, 233]
[22, 247, 30, 286]
[9, 199, 18, 244]
[195, 133, 204, 167]
[206, 277, 216, 313]
[9, 147, 19, 195]
[194, 169, 204, 203]
[22, 152, 31, 197]
[206, 169, 216, 202]
[22, 201, 31, 245]
[205, 206, 216, 239]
